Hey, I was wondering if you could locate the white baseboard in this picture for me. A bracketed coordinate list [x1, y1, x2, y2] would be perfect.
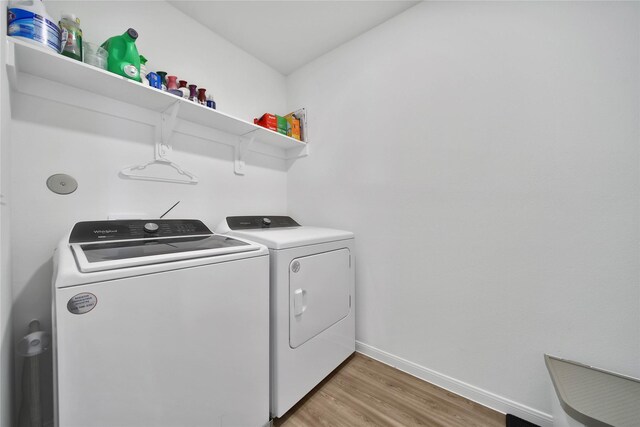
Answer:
[355, 341, 553, 427]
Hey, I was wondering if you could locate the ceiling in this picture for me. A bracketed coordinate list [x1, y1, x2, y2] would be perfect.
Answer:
[168, 1, 420, 75]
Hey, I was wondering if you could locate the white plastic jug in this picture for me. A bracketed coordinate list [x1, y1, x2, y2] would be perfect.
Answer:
[7, 0, 60, 52]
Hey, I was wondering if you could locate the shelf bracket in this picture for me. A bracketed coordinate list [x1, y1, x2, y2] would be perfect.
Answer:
[235, 133, 256, 175]
[5, 39, 18, 88]
[120, 100, 197, 184]
[287, 143, 310, 160]
[156, 101, 181, 159]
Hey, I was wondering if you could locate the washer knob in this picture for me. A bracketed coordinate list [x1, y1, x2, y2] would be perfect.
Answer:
[144, 222, 159, 233]
[262, 217, 272, 227]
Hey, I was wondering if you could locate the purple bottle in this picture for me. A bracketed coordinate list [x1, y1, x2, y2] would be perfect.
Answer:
[188, 84, 197, 102]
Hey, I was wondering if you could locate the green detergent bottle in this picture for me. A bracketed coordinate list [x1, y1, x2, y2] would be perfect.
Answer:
[101, 28, 141, 82]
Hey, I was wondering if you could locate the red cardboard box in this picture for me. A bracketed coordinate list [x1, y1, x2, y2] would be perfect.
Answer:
[254, 113, 278, 132]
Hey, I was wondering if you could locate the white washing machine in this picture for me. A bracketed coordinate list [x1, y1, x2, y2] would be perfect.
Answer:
[52, 219, 270, 427]
[217, 216, 355, 418]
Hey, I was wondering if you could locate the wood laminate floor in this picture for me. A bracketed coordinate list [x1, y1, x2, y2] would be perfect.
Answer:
[274, 353, 505, 427]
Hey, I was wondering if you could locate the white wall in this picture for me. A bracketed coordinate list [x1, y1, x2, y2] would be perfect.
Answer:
[0, 1, 14, 425]
[9, 1, 288, 424]
[286, 1, 640, 424]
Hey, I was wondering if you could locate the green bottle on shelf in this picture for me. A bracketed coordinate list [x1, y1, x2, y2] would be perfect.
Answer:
[101, 28, 141, 82]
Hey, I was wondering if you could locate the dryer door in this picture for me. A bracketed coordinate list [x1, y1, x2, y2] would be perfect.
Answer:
[289, 248, 351, 348]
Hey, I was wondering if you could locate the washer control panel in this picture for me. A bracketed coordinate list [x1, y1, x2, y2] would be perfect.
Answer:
[69, 219, 212, 243]
[226, 216, 300, 230]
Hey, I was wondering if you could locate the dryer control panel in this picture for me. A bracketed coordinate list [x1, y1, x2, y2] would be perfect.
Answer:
[69, 219, 212, 243]
[226, 216, 300, 230]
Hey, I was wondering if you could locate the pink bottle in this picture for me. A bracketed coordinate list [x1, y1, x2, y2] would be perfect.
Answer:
[167, 75, 178, 90]
[166, 75, 182, 97]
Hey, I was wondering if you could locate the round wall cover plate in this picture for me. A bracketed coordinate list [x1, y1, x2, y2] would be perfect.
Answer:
[46, 174, 78, 195]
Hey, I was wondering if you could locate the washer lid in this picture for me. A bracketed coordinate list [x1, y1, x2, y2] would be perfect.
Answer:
[68, 219, 263, 272]
[71, 234, 260, 273]
[227, 226, 353, 250]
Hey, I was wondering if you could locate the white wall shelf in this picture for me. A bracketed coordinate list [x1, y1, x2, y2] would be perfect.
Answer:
[5, 38, 308, 176]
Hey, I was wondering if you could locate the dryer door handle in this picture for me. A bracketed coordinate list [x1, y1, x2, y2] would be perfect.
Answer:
[293, 289, 307, 316]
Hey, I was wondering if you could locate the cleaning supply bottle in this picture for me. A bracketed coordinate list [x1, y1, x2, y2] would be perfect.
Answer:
[188, 84, 197, 102]
[59, 13, 81, 61]
[197, 88, 207, 105]
[101, 28, 141, 82]
[7, 0, 60, 52]
[156, 71, 167, 91]
[206, 95, 216, 110]
[139, 55, 149, 86]
[178, 80, 189, 98]
[166, 76, 182, 97]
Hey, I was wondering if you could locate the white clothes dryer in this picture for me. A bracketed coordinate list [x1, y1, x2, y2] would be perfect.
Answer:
[217, 216, 355, 418]
[52, 219, 270, 427]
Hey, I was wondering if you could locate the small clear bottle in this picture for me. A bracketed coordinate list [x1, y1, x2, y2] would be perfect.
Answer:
[139, 55, 149, 86]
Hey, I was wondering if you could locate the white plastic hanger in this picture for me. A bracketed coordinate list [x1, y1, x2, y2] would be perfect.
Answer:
[119, 153, 199, 184]
[120, 102, 198, 184]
